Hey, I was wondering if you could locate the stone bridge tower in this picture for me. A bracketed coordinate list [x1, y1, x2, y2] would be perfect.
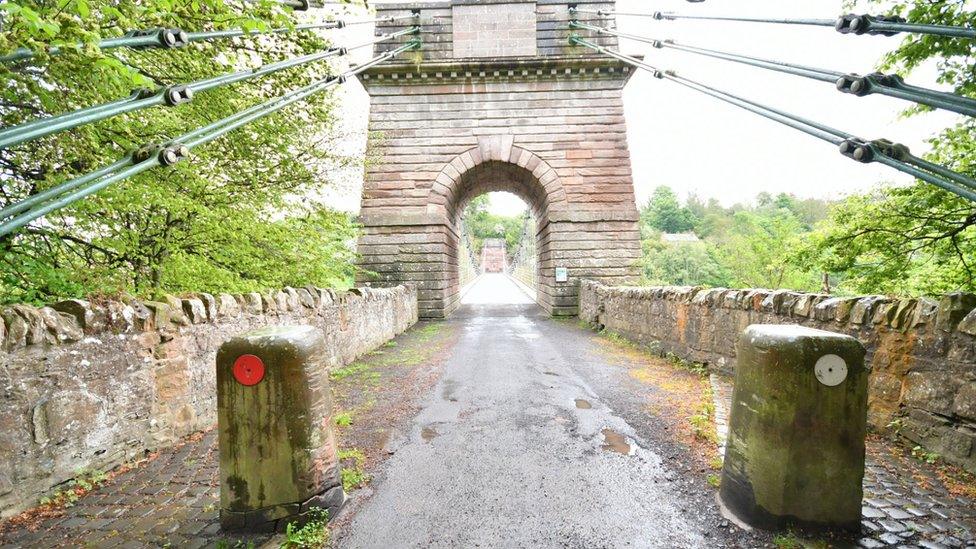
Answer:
[356, 0, 641, 318]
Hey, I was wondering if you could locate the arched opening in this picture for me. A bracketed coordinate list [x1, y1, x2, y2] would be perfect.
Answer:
[457, 191, 537, 306]
[429, 144, 568, 316]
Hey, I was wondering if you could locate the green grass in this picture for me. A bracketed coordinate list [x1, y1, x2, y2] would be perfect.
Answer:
[414, 323, 443, 342]
[330, 361, 375, 382]
[281, 508, 330, 548]
[772, 531, 828, 549]
[334, 412, 353, 427]
[911, 445, 941, 464]
[772, 532, 802, 549]
[39, 469, 108, 508]
[338, 448, 370, 492]
[688, 384, 718, 444]
[706, 473, 721, 488]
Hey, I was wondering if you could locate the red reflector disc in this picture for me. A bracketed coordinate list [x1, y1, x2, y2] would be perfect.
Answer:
[232, 354, 265, 386]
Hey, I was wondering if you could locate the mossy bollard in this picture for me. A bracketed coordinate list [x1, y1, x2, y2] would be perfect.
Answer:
[719, 324, 867, 531]
[217, 325, 344, 532]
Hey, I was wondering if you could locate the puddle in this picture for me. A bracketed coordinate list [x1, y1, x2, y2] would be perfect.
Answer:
[601, 428, 632, 455]
[421, 427, 439, 442]
[575, 399, 592, 409]
[442, 380, 458, 402]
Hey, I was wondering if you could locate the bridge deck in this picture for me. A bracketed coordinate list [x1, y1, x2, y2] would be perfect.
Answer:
[1, 290, 974, 547]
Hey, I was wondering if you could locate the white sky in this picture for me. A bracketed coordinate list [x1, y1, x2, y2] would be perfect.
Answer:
[322, 1, 963, 215]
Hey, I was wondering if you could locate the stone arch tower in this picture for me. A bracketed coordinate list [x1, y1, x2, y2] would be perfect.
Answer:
[356, 0, 641, 318]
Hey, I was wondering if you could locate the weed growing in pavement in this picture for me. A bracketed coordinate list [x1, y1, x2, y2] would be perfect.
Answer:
[39, 469, 108, 508]
[709, 456, 723, 470]
[338, 448, 370, 491]
[383, 340, 398, 348]
[911, 445, 941, 464]
[688, 384, 718, 444]
[334, 412, 354, 427]
[772, 531, 804, 549]
[415, 322, 443, 342]
[706, 474, 720, 488]
[330, 362, 370, 381]
[596, 329, 710, 378]
[281, 508, 330, 548]
[666, 352, 708, 377]
[215, 540, 255, 549]
[601, 330, 629, 346]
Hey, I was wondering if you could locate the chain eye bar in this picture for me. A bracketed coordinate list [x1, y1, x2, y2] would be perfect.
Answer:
[0, 37, 422, 232]
[568, 7, 975, 40]
[0, 28, 419, 151]
[1, 14, 419, 64]
[569, 21, 976, 118]
[569, 35, 976, 203]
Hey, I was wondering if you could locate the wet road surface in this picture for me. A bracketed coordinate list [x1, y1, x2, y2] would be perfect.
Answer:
[336, 275, 733, 548]
[459, 272, 535, 305]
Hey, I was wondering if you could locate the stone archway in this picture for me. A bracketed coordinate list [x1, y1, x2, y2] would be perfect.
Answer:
[355, 0, 643, 319]
[433, 138, 565, 312]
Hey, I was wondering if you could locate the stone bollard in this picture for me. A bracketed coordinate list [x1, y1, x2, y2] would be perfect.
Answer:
[720, 324, 867, 531]
[217, 325, 344, 532]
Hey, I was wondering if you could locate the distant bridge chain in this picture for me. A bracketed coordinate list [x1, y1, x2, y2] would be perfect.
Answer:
[569, 7, 976, 39]
[0, 14, 418, 64]
[506, 213, 532, 276]
[461, 222, 482, 278]
[568, 21, 976, 118]
[0, 28, 419, 149]
[0, 19, 424, 237]
[568, 9, 976, 203]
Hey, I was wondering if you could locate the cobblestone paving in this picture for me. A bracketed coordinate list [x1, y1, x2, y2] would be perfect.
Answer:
[712, 377, 976, 548]
[0, 430, 269, 549]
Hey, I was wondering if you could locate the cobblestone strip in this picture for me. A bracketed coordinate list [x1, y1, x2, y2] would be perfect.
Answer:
[711, 375, 976, 548]
[0, 430, 269, 549]
[709, 373, 731, 459]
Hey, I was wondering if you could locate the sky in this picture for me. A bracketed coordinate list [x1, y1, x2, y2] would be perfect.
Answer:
[322, 0, 963, 215]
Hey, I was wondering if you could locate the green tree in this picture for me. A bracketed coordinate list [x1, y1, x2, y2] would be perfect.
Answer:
[713, 211, 821, 291]
[461, 195, 527, 258]
[640, 186, 697, 234]
[641, 233, 731, 287]
[0, 0, 363, 304]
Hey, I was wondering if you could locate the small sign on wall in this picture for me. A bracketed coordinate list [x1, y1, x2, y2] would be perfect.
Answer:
[555, 267, 568, 283]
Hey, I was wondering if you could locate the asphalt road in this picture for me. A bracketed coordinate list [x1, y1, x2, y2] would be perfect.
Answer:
[337, 275, 755, 548]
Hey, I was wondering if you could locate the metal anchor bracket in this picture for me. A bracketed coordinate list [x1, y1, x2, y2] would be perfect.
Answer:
[124, 28, 190, 49]
[158, 143, 190, 166]
[835, 14, 905, 36]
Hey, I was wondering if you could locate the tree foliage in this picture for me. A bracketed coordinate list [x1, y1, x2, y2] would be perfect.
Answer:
[461, 194, 527, 257]
[0, 0, 364, 304]
[641, 186, 696, 234]
[803, 0, 976, 295]
[638, 187, 831, 292]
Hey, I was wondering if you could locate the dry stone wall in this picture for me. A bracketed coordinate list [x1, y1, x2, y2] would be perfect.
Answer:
[0, 285, 418, 517]
[579, 280, 976, 474]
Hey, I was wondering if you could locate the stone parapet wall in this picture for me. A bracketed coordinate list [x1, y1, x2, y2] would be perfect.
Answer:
[579, 280, 976, 473]
[0, 285, 418, 517]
